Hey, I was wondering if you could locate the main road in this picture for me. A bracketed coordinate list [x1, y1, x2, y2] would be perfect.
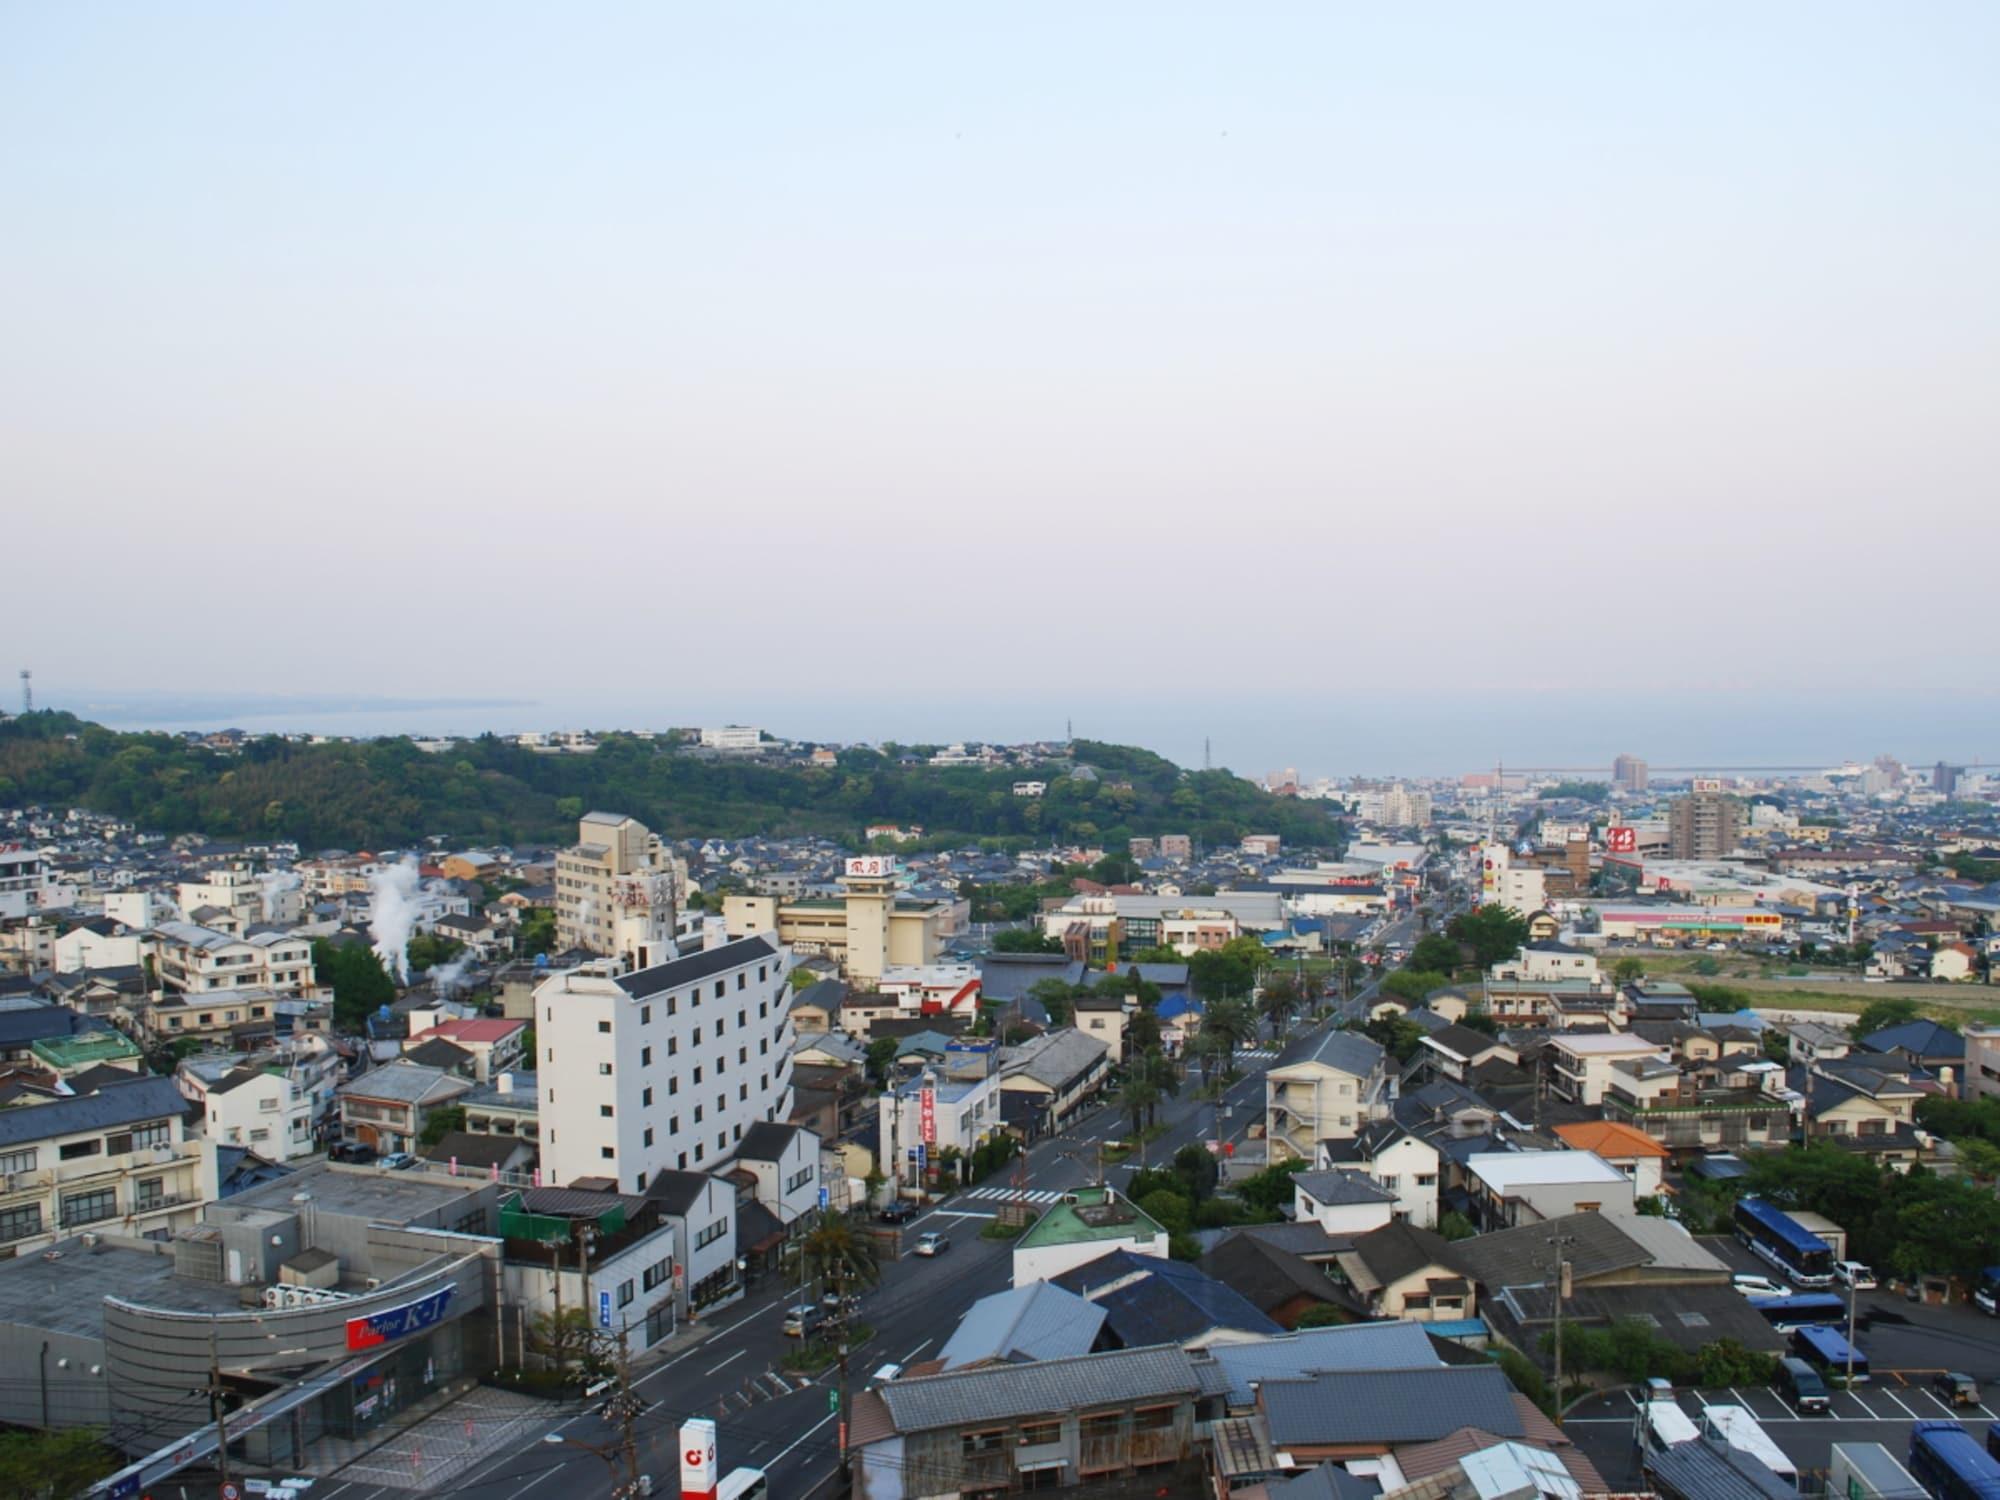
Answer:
[350, 978, 1383, 1500]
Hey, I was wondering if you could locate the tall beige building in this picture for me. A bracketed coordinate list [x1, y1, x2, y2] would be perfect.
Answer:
[1667, 792, 1743, 859]
[554, 812, 684, 964]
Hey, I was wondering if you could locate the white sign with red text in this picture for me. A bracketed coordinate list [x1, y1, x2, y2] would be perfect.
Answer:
[679, 1416, 717, 1499]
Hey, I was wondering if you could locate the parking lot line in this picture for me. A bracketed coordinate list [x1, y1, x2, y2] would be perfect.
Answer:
[1844, 1388, 1884, 1419]
[1881, 1389, 1921, 1419]
[1762, 1387, 1798, 1420]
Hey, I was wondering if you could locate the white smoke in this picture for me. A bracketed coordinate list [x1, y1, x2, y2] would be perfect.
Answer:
[368, 857, 428, 985]
[260, 868, 302, 920]
[428, 954, 476, 999]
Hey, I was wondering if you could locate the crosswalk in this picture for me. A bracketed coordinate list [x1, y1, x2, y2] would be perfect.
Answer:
[1238, 1046, 1280, 1062]
[959, 1187, 1072, 1205]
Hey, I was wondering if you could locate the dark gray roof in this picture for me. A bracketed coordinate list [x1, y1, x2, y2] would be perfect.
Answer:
[936, 1282, 1104, 1371]
[643, 1168, 713, 1214]
[792, 978, 846, 1014]
[1272, 1028, 1385, 1078]
[615, 936, 778, 1000]
[878, 1344, 1216, 1434]
[736, 1120, 808, 1163]
[1350, 1221, 1462, 1286]
[1293, 1169, 1397, 1207]
[1446, 1212, 1649, 1290]
[1645, 1436, 1796, 1499]
[1260, 1365, 1522, 1446]
[1268, 1464, 1379, 1500]
[0, 1075, 188, 1148]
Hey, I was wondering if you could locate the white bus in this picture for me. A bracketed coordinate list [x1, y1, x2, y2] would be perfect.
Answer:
[717, 1468, 768, 1500]
[1701, 1404, 1798, 1485]
[1638, 1398, 1699, 1454]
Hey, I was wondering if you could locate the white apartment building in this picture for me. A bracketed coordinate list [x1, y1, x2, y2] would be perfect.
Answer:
[148, 923, 318, 1000]
[1545, 1034, 1673, 1108]
[536, 935, 796, 1194]
[554, 812, 684, 961]
[878, 1070, 1002, 1194]
[176, 866, 267, 930]
[0, 1077, 205, 1253]
[0, 842, 56, 921]
[699, 726, 764, 751]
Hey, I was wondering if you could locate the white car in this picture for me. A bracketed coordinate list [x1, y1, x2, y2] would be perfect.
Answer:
[1732, 1274, 1788, 1300]
[1835, 1260, 1878, 1290]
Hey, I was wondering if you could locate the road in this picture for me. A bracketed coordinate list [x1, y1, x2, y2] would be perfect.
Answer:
[310, 986, 1379, 1500]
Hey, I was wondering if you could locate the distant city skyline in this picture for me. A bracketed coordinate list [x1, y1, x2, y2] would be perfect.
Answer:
[33, 681, 1997, 785]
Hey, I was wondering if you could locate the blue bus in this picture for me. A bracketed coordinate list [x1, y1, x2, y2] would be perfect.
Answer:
[1908, 1420, 2000, 1499]
[1734, 1196, 1836, 1287]
[1791, 1324, 1869, 1383]
[1750, 1293, 1848, 1332]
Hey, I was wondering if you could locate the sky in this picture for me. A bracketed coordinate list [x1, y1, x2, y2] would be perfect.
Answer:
[4, 3, 1997, 777]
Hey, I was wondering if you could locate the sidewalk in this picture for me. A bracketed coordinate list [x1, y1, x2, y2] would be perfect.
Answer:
[311, 1383, 559, 1492]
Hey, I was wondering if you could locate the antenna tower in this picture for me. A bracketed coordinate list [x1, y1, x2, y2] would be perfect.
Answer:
[1204, 737, 1212, 771]
[17, 670, 28, 715]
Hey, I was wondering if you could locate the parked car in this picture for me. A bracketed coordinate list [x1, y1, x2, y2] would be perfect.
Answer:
[1775, 1357, 1830, 1414]
[1933, 1371, 1981, 1408]
[329, 1142, 376, 1164]
[781, 1304, 825, 1339]
[822, 1288, 862, 1310]
[913, 1231, 950, 1257]
[877, 1201, 918, 1225]
[1835, 1261, 1878, 1291]
[379, 1152, 418, 1171]
[1732, 1274, 1789, 1300]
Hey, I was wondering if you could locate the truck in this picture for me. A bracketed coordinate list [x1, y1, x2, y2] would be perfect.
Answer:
[1828, 1441, 1926, 1499]
[1700, 1404, 1798, 1486]
[1791, 1209, 1847, 1262]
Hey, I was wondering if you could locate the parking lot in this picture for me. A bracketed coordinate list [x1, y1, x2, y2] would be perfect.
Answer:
[1560, 1232, 2000, 1487]
[1566, 1374, 1996, 1489]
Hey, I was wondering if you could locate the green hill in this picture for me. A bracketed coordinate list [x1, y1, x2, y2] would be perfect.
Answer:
[0, 715, 1345, 854]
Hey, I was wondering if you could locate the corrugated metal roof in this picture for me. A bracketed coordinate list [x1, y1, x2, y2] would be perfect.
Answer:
[1208, 1321, 1440, 1407]
[937, 1282, 1104, 1371]
[1260, 1365, 1522, 1446]
[878, 1344, 1209, 1434]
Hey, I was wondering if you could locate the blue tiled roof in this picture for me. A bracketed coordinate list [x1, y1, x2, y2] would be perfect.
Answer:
[1051, 1250, 1281, 1346]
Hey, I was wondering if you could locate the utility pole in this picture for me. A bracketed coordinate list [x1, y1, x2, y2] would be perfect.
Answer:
[1545, 1232, 1577, 1424]
[1846, 1274, 1858, 1389]
[209, 1320, 231, 1491]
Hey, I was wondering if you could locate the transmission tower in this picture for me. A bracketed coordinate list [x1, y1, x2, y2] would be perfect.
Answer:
[18, 670, 29, 715]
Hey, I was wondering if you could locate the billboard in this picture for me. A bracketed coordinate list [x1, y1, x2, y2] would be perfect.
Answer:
[1692, 778, 1724, 794]
[919, 1085, 937, 1145]
[345, 1285, 454, 1351]
[679, 1416, 718, 1498]
[1606, 826, 1637, 854]
[845, 855, 896, 878]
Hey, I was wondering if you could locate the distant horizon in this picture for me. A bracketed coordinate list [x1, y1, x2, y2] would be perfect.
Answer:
[29, 684, 1997, 786]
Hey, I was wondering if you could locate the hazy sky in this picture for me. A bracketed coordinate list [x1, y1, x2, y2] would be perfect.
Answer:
[5, 4, 1997, 775]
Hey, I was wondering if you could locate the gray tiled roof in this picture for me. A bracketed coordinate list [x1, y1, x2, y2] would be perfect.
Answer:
[879, 1345, 1210, 1434]
[1272, 1029, 1384, 1078]
[1293, 1169, 1397, 1207]
[1445, 1212, 1649, 1291]
[937, 1282, 1104, 1371]
[1260, 1365, 1522, 1446]
[0, 1075, 188, 1148]
[1208, 1321, 1439, 1407]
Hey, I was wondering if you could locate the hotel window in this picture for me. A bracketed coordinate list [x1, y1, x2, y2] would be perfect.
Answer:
[640, 1006, 651, 1025]
[0, 1205, 43, 1243]
[62, 1188, 117, 1227]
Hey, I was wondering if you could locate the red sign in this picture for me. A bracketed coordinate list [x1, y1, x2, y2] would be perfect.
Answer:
[1607, 827, 1637, 854]
[919, 1086, 937, 1146]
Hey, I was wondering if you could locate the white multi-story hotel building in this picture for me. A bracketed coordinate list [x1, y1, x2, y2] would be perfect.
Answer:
[536, 935, 796, 1193]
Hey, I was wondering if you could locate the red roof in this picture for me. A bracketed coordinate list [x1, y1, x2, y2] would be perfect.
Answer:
[410, 1018, 525, 1045]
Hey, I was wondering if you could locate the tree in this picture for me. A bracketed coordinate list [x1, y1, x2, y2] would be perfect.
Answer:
[1027, 977, 1076, 1025]
[516, 907, 557, 957]
[1116, 1071, 1160, 1136]
[1258, 975, 1300, 1036]
[1200, 996, 1256, 1077]
[1363, 1014, 1426, 1064]
[528, 1306, 609, 1381]
[1408, 934, 1462, 975]
[1135, 1047, 1180, 1128]
[1380, 968, 1450, 1004]
[1172, 1143, 1219, 1202]
[1125, 1006, 1164, 1057]
[1437, 1210, 1477, 1241]
[1447, 906, 1531, 969]
[0, 1429, 118, 1499]
[312, 938, 396, 1029]
[801, 1218, 881, 1300]
[1293, 1303, 1350, 1329]
[419, 1104, 466, 1147]
[992, 928, 1064, 955]
[788, 966, 819, 993]
[1612, 957, 1645, 985]
[1236, 1159, 1312, 1216]
[1851, 997, 1921, 1041]
[864, 1037, 899, 1089]
[1136, 1188, 1193, 1233]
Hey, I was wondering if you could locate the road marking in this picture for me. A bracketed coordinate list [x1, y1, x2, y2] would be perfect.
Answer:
[1765, 1387, 1798, 1419]
[704, 1348, 747, 1376]
[1882, 1388, 1922, 1419]
[902, 1338, 933, 1361]
[769, 1409, 840, 1467]
[928, 1210, 995, 1219]
[1845, 1388, 1883, 1419]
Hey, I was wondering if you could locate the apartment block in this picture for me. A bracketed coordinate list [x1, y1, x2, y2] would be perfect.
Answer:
[554, 812, 684, 962]
[1667, 791, 1744, 859]
[0, 1077, 205, 1253]
[536, 935, 795, 1193]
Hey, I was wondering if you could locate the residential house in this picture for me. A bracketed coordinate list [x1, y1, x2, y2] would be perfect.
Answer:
[335, 1059, 473, 1154]
[1551, 1120, 1668, 1198]
[0, 1075, 204, 1252]
[1264, 1031, 1390, 1163]
[789, 979, 846, 1036]
[1069, 991, 1130, 1064]
[998, 1028, 1110, 1135]
[641, 1168, 741, 1315]
[460, 1071, 539, 1144]
[1858, 1018, 1966, 1083]
[401, 1017, 527, 1084]
[1012, 1185, 1168, 1287]
[1543, 1034, 1672, 1108]
[1417, 1026, 1517, 1086]
[148, 922, 317, 1001]
[1464, 1150, 1635, 1229]
[1804, 1058, 1925, 1167]
[1051, 1249, 1282, 1349]
[848, 1344, 1217, 1498]
[935, 1282, 1106, 1371]
[1290, 1169, 1398, 1236]
[1330, 1221, 1473, 1322]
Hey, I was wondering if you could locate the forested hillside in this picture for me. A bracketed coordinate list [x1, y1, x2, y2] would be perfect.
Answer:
[0, 716, 1345, 854]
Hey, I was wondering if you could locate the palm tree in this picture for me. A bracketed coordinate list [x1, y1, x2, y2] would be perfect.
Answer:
[1203, 996, 1256, 1078]
[801, 1218, 879, 1307]
[1117, 1071, 1160, 1138]
[1257, 975, 1299, 1038]
[1138, 1047, 1179, 1129]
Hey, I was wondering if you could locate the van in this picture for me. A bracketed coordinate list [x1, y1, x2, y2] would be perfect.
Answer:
[1775, 1356, 1830, 1413]
[781, 1304, 824, 1339]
